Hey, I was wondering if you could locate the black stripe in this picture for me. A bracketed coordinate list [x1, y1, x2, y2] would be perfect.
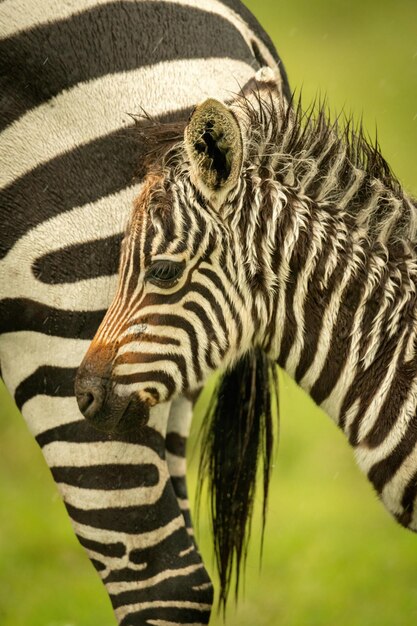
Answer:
[0, 129, 139, 260]
[166, 432, 186, 458]
[76, 535, 126, 559]
[191, 209, 208, 257]
[183, 301, 223, 368]
[115, 352, 189, 390]
[170, 476, 188, 500]
[199, 266, 243, 345]
[190, 281, 229, 345]
[51, 463, 159, 490]
[32, 234, 123, 284]
[36, 420, 165, 452]
[115, 370, 177, 397]
[64, 481, 178, 533]
[294, 231, 339, 382]
[0, 1, 254, 129]
[362, 345, 414, 448]
[110, 565, 210, 608]
[172, 203, 192, 254]
[0, 298, 105, 338]
[90, 558, 106, 572]
[0, 109, 189, 261]
[135, 313, 202, 382]
[342, 330, 406, 443]
[357, 269, 390, 364]
[14, 365, 76, 410]
[368, 415, 417, 493]
[310, 254, 364, 405]
[399, 469, 417, 527]
[277, 226, 313, 368]
[120, 606, 211, 626]
[128, 526, 198, 570]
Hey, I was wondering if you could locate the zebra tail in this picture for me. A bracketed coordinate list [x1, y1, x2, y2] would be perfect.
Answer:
[197, 349, 279, 610]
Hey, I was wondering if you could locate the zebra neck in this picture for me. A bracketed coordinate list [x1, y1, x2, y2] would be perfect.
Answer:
[274, 208, 417, 424]
[254, 106, 417, 437]
[259, 184, 417, 527]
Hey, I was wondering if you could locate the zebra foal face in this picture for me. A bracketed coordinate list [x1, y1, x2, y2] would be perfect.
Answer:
[76, 72, 278, 431]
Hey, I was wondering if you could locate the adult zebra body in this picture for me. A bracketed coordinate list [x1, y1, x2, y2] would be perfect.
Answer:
[0, 2, 290, 624]
[77, 67, 417, 541]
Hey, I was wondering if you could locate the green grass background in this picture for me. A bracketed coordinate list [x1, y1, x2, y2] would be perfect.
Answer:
[0, 1, 416, 624]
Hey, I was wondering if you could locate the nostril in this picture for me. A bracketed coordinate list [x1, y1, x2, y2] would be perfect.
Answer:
[78, 391, 95, 414]
[75, 380, 105, 420]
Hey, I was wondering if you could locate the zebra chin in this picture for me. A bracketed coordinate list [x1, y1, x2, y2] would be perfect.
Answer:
[74, 372, 150, 434]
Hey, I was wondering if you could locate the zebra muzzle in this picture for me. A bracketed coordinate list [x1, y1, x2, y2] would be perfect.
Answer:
[75, 369, 150, 433]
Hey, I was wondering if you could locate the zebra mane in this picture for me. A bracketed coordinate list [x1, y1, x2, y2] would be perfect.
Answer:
[246, 93, 402, 191]
[237, 91, 416, 246]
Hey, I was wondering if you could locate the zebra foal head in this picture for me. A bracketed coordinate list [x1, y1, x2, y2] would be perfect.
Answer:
[76, 69, 281, 432]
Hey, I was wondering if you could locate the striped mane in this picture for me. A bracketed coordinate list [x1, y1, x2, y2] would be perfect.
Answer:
[239, 92, 416, 255]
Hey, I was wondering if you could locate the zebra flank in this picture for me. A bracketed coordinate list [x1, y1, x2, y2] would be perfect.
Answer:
[1, 1, 290, 624]
[80, 66, 417, 544]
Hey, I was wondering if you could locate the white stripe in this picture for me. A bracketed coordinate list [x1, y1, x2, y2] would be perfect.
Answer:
[166, 396, 192, 438]
[114, 359, 183, 386]
[319, 298, 367, 425]
[116, 601, 212, 622]
[300, 263, 353, 392]
[285, 219, 322, 377]
[166, 451, 186, 478]
[42, 436, 169, 469]
[106, 563, 203, 595]
[381, 439, 417, 520]
[58, 477, 168, 510]
[355, 331, 407, 441]
[114, 381, 170, 401]
[178, 498, 190, 511]
[73, 514, 185, 550]
[22, 396, 83, 437]
[82, 548, 146, 580]
[0, 331, 89, 395]
[354, 374, 417, 476]
[0, 58, 256, 190]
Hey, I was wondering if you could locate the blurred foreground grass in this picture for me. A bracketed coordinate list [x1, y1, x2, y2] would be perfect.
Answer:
[0, 1, 416, 625]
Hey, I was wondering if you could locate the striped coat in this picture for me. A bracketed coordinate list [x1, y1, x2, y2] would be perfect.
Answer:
[0, 1, 289, 624]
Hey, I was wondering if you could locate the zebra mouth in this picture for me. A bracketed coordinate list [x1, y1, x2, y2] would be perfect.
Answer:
[112, 395, 150, 433]
[83, 393, 150, 434]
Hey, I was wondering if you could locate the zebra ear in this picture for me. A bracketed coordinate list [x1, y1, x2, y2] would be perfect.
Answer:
[184, 99, 243, 206]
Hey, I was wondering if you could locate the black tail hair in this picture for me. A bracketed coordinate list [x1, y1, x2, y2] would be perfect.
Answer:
[197, 349, 279, 611]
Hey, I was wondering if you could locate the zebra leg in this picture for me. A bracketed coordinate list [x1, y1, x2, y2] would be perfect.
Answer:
[166, 394, 200, 537]
[3, 361, 213, 625]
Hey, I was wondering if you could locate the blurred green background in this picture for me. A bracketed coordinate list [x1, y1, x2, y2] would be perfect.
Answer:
[0, 1, 416, 625]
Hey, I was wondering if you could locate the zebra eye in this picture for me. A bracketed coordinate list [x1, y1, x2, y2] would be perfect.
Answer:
[145, 260, 185, 287]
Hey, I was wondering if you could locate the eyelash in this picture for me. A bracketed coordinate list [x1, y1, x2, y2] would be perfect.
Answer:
[145, 260, 185, 287]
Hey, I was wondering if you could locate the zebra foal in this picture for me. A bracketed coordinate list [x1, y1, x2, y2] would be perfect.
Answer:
[0, 0, 290, 623]
[77, 65, 417, 555]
